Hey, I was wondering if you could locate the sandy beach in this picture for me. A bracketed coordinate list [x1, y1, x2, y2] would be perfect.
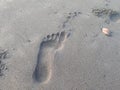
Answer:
[0, 0, 120, 90]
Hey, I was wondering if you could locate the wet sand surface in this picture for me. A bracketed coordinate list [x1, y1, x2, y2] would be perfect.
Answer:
[0, 0, 120, 90]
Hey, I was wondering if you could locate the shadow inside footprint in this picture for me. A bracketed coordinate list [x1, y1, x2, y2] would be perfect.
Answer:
[33, 64, 37, 82]
[32, 47, 44, 83]
[32, 64, 41, 82]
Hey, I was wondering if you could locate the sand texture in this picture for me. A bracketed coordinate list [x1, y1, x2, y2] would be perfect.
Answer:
[0, 0, 120, 90]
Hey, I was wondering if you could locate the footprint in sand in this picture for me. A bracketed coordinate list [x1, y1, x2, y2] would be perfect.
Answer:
[62, 11, 81, 28]
[92, 8, 120, 24]
[33, 31, 70, 84]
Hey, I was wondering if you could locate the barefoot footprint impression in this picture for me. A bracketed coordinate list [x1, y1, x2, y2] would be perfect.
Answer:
[33, 31, 70, 84]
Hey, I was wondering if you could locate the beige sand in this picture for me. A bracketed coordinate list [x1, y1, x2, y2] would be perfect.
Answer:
[0, 0, 120, 90]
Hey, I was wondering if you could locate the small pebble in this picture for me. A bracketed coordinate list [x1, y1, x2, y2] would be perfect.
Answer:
[102, 28, 111, 36]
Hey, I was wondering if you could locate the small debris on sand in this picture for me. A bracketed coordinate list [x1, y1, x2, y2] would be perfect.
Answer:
[102, 28, 111, 36]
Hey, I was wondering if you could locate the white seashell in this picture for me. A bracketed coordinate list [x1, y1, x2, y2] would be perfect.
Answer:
[102, 28, 111, 36]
